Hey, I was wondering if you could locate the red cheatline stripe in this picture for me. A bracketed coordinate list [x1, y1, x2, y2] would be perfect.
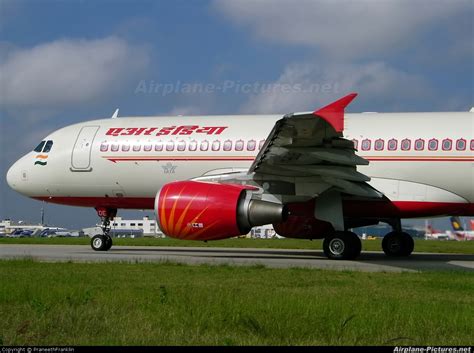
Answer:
[366, 157, 474, 162]
[104, 156, 255, 162]
[102, 155, 474, 163]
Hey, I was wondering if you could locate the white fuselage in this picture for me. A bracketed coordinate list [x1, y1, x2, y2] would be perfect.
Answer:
[6, 112, 474, 217]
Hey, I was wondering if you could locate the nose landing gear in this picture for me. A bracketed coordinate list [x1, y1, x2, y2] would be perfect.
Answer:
[91, 207, 117, 251]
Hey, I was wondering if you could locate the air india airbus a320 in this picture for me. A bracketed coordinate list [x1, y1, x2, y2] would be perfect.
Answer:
[6, 94, 474, 259]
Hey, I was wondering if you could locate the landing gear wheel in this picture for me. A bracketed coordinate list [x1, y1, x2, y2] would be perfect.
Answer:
[104, 235, 113, 251]
[382, 231, 414, 257]
[91, 207, 117, 252]
[323, 231, 362, 260]
[350, 232, 362, 259]
[91, 234, 108, 251]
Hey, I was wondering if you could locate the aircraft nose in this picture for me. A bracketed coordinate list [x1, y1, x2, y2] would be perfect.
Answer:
[6, 160, 20, 191]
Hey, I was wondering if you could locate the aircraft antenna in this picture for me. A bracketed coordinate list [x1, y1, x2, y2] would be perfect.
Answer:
[111, 109, 119, 119]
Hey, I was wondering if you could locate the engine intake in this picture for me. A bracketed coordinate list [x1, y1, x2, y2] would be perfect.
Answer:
[155, 181, 287, 240]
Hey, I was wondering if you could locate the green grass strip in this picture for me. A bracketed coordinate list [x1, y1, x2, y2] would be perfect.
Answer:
[0, 260, 472, 345]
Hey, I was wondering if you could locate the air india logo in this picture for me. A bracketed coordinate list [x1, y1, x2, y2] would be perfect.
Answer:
[162, 162, 177, 174]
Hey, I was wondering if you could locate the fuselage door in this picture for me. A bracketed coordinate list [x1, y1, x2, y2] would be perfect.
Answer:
[71, 126, 100, 171]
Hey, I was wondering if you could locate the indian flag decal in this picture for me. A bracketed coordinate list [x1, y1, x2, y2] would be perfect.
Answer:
[35, 154, 48, 166]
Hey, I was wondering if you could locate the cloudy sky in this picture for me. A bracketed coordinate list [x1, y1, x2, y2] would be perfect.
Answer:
[0, 0, 472, 230]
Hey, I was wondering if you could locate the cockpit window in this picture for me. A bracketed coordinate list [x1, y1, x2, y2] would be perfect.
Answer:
[43, 140, 54, 153]
[34, 141, 46, 152]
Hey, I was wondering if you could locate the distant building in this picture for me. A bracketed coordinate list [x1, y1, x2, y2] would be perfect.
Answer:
[353, 225, 425, 238]
[248, 224, 280, 239]
[83, 216, 164, 238]
[0, 219, 80, 237]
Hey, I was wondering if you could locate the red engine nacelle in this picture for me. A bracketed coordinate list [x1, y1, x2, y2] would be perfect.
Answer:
[155, 181, 287, 240]
[273, 200, 334, 239]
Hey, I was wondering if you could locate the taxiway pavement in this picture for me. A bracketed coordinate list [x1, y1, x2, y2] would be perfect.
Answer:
[0, 244, 473, 272]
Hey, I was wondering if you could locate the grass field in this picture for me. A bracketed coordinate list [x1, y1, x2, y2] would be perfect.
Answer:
[0, 260, 473, 346]
[1, 236, 474, 254]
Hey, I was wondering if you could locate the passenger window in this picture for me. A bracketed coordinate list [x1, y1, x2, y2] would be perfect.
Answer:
[351, 139, 358, 150]
[189, 140, 197, 151]
[155, 141, 163, 151]
[388, 139, 397, 151]
[471, 140, 474, 151]
[122, 143, 130, 152]
[34, 141, 45, 153]
[414, 139, 424, 151]
[374, 139, 384, 151]
[100, 142, 109, 152]
[43, 140, 54, 153]
[442, 139, 452, 151]
[401, 139, 411, 151]
[166, 141, 175, 151]
[111, 143, 119, 152]
[200, 140, 209, 151]
[211, 140, 221, 151]
[456, 139, 466, 151]
[177, 141, 186, 151]
[247, 140, 256, 151]
[133, 144, 141, 152]
[361, 139, 371, 151]
[428, 139, 438, 151]
[144, 144, 152, 152]
[223, 140, 232, 151]
[235, 140, 244, 151]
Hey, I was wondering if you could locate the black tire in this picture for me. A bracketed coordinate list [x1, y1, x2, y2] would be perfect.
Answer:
[382, 231, 414, 257]
[349, 232, 362, 259]
[104, 235, 113, 251]
[323, 231, 361, 260]
[401, 232, 414, 256]
[91, 234, 108, 251]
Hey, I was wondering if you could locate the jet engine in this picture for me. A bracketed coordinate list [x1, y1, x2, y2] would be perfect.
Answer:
[155, 181, 287, 240]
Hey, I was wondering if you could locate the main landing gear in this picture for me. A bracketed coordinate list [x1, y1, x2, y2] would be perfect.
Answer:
[382, 231, 414, 257]
[323, 231, 361, 260]
[381, 219, 414, 257]
[322, 219, 415, 260]
[91, 207, 117, 252]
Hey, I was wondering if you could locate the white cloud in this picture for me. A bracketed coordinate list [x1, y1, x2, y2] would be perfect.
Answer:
[0, 36, 150, 108]
[241, 61, 432, 113]
[213, 0, 472, 59]
[168, 106, 204, 116]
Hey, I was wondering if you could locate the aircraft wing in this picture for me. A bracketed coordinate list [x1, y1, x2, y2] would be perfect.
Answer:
[247, 93, 382, 199]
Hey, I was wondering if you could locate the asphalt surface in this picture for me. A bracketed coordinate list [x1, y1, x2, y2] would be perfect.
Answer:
[1, 244, 473, 272]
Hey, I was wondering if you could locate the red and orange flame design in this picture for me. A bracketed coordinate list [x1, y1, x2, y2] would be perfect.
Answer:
[157, 181, 248, 241]
[158, 184, 219, 240]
